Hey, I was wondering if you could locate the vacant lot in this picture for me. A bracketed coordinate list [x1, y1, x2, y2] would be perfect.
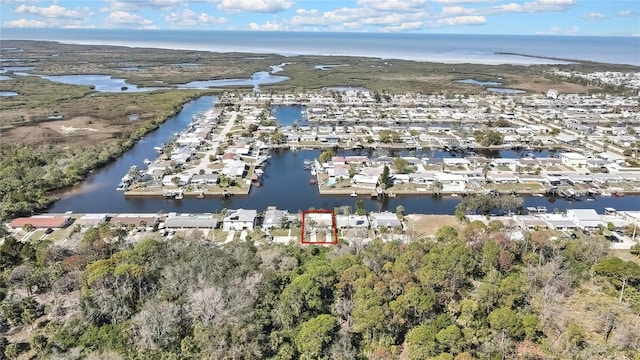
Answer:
[404, 214, 462, 238]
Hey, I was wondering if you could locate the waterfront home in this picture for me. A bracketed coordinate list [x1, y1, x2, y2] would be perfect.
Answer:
[222, 160, 247, 178]
[191, 174, 219, 185]
[223, 209, 258, 231]
[539, 214, 578, 230]
[164, 213, 218, 229]
[487, 172, 519, 184]
[76, 213, 108, 227]
[147, 160, 173, 172]
[111, 214, 159, 228]
[559, 152, 588, 168]
[566, 209, 603, 230]
[352, 174, 379, 189]
[336, 214, 369, 229]
[9, 215, 73, 230]
[327, 165, 350, 180]
[433, 172, 467, 192]
[262, 206, 289, 230]
[369, 212, 402, 230]
[162, 174, 191, 186]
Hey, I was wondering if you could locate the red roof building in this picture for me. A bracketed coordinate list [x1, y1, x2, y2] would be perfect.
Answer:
[9, 215, 73, 229]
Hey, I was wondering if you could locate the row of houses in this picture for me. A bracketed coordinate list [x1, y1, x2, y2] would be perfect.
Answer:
[6, 209, 403, 234]
[472, 208, 639, 233]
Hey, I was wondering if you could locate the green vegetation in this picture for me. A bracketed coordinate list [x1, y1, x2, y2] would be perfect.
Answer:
[0, 221, 638, 359]
[474, 130, 505, 147]
[0, 90, 208, 219]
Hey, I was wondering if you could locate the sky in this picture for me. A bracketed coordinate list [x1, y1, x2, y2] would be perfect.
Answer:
[0, 0, 638, 36]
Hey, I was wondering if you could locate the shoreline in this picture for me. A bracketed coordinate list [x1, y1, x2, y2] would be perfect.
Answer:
[4, 32, 638, 67]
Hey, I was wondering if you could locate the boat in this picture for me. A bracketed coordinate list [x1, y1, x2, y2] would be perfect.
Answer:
[388, 192, 397, 198]
[614, 190, 625, 197]
[309, 177, 317, 185]
[174, 191, 183, 200]
[197, 192, 205, 199]
[451, 193, 459, 197]
[143, 158, 152, 165]
[350, 191, 357, 197]
[532, 193, 544, 197]
[600, 190, 612, 197]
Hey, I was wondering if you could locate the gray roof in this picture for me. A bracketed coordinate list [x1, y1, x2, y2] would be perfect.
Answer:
[370, 212, 401, 228]
[263, 207, 288, 227]
[165, 214, 218, 228]
[224, 209, 258, 223]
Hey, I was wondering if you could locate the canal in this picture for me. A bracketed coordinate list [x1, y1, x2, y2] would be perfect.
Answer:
[48, 96, 639, 215]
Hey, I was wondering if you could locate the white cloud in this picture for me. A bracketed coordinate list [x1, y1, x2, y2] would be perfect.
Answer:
[617, 10, 639, 17]
[383, 21, 424, 32]
[361, 12, 426, 25]
[357, 0, 427, 12]
[248, 20, 283, 31]
[489, 0, 574, 14]
[106, 10, 156, 28]
[165, 9, 226, 27]
[432, 0, 494, 3]
[433, 15, 487, 26]
[15, 4, 87, 19]
[290, 7, 369, 27]
[2, 18, 48, 28]
[217, 0, 293, 13]
[101, 0, 182, 12]
[536, 26, 579, 35]
[581, 12, 607, 21]
[441, 6, 477, 16]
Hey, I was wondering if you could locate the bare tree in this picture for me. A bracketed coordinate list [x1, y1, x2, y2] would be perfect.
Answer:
[131, 300, 187, 351]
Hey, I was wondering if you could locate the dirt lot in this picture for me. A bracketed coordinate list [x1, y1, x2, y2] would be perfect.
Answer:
[404, 214, 462, 238]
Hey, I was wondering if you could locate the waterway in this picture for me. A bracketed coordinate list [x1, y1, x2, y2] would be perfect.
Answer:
[48, 96, 640, 215]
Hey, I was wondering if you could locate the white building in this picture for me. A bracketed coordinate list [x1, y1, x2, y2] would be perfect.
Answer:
[566, 209, 603, 230]
[223, 209, 258, 231]
[559, 152, 588, 169]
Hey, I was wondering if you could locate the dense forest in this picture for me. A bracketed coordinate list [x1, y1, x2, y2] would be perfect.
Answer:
[1, 220, 639, 359]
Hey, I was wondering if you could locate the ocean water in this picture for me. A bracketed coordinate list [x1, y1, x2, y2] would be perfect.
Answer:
[2, 29, 638, 66]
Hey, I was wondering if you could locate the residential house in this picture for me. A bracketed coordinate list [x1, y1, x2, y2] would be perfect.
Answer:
[352, 174, 379, 189]
[262, 206, 289, 230]
[223, 209, 258, 231]
[336, 215, 370, 229]
[433, 172, 467, 192]
[567, 209, 603, 230]
[162, 173, 191, 186]
[559, 152, 588, 168]
[191, 174, 219, 185]
[164, 213, 218, 229]
[369, 212, 402, 230]
[9, 215, 73, 230]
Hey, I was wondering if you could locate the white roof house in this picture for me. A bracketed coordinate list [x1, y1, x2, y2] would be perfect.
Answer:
[336, 215, 370, 229]
[566, 209, 603, 230]
[262, 206, 289, 230]
[162, 173, 191, 186]
[352, 174, 379, 189]
[369, 212, 402, 229]
[223, 209, 258, 231]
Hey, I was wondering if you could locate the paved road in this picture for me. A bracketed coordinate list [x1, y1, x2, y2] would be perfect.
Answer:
[186, 111, 237, 176]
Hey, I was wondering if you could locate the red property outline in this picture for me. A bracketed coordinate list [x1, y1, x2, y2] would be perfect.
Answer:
[301, 209, 338, 245]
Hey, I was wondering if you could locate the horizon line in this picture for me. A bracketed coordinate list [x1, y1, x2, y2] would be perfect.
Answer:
[1, 28, 639, 38]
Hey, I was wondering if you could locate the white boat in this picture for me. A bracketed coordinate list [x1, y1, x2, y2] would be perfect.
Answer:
[600, 190, 612, 197]
[143, 158, 151, 165]
[350, 191, 357, 197]
[450, 193, 459, 197]
[532, 193, 544, 197]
